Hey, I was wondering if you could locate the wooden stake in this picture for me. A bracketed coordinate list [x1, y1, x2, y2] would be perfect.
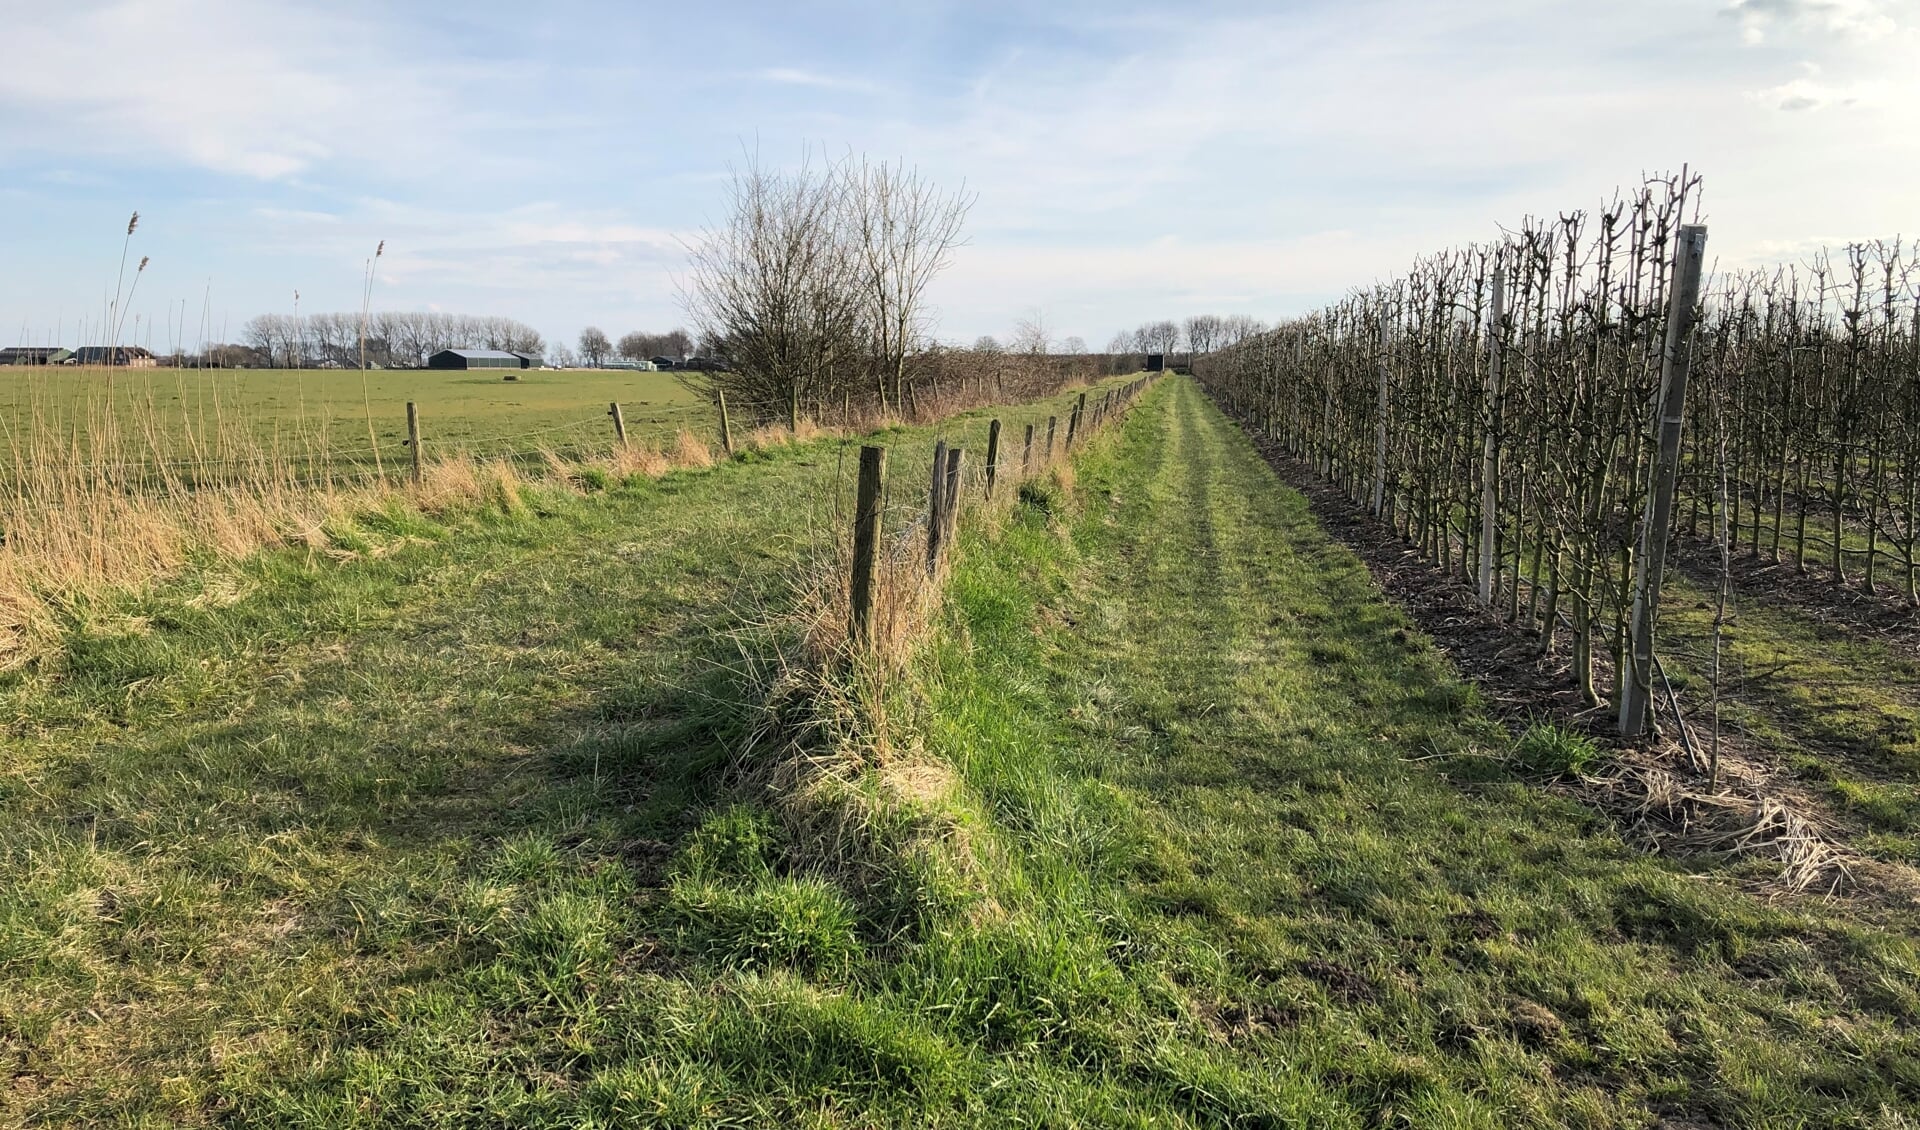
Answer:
[1045, 416, 1057, 460]
[609, 401, 628, 446]
[1371, 320, 1390, 517]
[850, 444, 885, 647]
[1478, 266, 1506, 606]
[926, 440, 948, 575]
[985, 419, 1002, 499]
[942, 447, 964, 546]
[405, 401, 421, 484]
[1621, 223, 1709, 738]
[1022, 422, 1035, 472]
[718, 390, 734, 456]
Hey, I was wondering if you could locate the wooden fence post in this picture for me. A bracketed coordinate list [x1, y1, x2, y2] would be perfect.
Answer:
[1478, 267, 1506, 606]
[1022, 423, 1035, 472]
[1066, 392, 1087, 448]
[718, 390, 734, 456]
[850, 444, 885, 647]
[406, 401, 422, 484]
[609, 401, 628, 446]
[1621, 223, 1709, 739]
[1045, 416, 1057, 460]
[926, 440, 948, 575]
[985, 419, 1002, 499]
[942, 447, 964, 546]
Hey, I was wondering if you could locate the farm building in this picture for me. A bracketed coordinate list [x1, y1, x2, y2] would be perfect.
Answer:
[73, 346, 158, 367]
[0, 347, 73, 366]
[427, 349, 536, 371]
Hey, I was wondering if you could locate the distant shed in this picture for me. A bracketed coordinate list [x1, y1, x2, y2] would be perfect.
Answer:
[428, 349, 532, 371]
[0, 347, 73, 366]
[73, 346, 157, 367]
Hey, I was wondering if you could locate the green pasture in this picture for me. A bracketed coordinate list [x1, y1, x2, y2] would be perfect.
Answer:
[0, 366, 714, 473]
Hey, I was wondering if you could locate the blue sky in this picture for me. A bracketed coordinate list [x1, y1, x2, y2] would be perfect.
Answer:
[1, 0, 1914, 354]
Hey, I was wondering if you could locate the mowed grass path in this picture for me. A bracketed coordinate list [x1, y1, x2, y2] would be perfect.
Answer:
[912, 377, 1919, 1125]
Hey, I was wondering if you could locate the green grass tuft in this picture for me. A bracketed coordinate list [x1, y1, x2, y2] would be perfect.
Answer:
[1511, 723, 1605, 776]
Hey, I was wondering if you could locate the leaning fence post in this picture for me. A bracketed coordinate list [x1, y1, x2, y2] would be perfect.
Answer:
[1045, 416, 1057, 460]
[850, 444, 885, 647]
[405, 401, 422, 484]
[1066, 392, 1087, 448]
[926, 440, 949, 575]
[1621, 223, 1709, 739]
[610, 401, 628, 447]
[718, 390, 734, 456]
[1022, 423, 1035, 472]
[985, 419, 1002, 499]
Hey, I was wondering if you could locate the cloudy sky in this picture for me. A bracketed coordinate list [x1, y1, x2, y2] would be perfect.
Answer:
[1, 0, 1914, 353]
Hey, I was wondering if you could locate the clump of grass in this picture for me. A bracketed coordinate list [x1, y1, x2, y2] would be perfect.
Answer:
[667, 873, 865, 974]
[1512, 723, 1605, 776]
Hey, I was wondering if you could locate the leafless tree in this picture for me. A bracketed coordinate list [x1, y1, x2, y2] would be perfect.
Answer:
[1183, 314, 1224, 357]
[845, 156, 974, 415]
[619, 328, 693, 361]
[578, 326, 612, 367]
[1010, 310, 1051, 355]
[681, 153, 865, 428]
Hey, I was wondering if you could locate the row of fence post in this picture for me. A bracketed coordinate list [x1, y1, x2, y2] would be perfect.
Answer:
[386, 397, 715, 485]
[848, 374, 1158, 648]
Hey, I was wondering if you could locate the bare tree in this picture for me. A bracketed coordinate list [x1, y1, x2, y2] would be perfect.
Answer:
[578, 326, 612, 367]
[1010, 309, 1051, 355]
[1060, 335, 1088, 355]
[681, 153, 865, 429]
[1140, 320, 1181, 356]
[619, 327, 694, 361]
[1184, 314, 1224, 358]
[845, 157, 974, 415]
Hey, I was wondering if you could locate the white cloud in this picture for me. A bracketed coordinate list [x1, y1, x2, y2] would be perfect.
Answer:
[0, 0, 508, 180]
[1722, 0, 1903, 44]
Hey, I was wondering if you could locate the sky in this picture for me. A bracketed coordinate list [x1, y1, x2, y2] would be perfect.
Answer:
[1, 0, 1915, 355]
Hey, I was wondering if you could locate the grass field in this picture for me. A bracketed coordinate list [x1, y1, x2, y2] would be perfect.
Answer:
[2, 377, 1915, 1126]
[0, 365, 711, 477]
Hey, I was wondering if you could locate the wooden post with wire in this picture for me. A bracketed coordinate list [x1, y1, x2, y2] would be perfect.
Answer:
[926, 440, 949, 575]
[850, 444, 886, 648]
[1478, 267, 1506, 606]
[609, 401, 628, 446]
[941, 447, 965, 545]
[405, 401, 422, 484]
[1022, 422, 1035, 472]
[1621, 223, 1709, 739]
[718, 390, 734, 456]
[985, 419, 1002, 499]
